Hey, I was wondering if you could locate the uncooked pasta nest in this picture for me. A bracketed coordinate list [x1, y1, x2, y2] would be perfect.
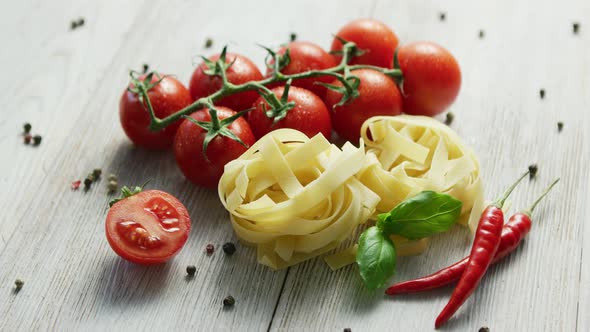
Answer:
[358, 115, 484, 233]
[218, 129, 380, 270]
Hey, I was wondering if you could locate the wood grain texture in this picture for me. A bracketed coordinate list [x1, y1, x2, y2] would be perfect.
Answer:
[0, 0, 588, 331]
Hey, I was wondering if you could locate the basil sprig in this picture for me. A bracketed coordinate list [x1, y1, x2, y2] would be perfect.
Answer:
[356, 191, 463, 290]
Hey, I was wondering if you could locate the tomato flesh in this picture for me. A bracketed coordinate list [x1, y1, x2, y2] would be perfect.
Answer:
[106, 190, 191, 264]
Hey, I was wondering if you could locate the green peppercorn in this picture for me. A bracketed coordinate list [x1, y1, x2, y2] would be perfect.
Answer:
[444, 112, 454, 125]
[186, 265, 196, 276]
[23, 123, 32, 134]
[32, 135, 42, 146]
[222, 242, 236, 255]
[92, 168, 102, 179]
[223, 295, 235, 307]
[205, 38, 213, 48]
[107, 180, 118, 193]
[14, 279, 24, 292]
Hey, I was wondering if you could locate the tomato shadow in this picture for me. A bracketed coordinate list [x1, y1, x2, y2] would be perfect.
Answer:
[92, 255, 172, 307]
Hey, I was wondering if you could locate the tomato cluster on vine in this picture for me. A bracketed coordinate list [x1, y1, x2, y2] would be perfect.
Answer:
[119, 18, 461, 189]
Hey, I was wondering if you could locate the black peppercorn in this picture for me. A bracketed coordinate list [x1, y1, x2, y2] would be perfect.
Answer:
[439, 12, 446, 21]
[344, 328, 352, 332]
[557, 122, 564, 132]
[84, 177, 93, 189]
[539, 89, 545, 99]
[142, 64, 149, 74]
[222, 242, 236, 255]
[573, 22, 580, 34]
[32, 135, 42, 146]
[478, 30, 485, 39]
[23, 123, 32, 134]
[205, 38, 213, 49]
[223, 295, 235, 307]
[444, 112, 454, 125]
[14, 279, 24, 292]
[186, 265, 196, 276]
[290, 33, 297, 42]
[528, 164, 538, 180]
[478, 327, 490, 332]
[92, 168, 102, 179]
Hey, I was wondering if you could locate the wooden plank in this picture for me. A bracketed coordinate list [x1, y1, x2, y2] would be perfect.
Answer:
[270, 0, 590, 331]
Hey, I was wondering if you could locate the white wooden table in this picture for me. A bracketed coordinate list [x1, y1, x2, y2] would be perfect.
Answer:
[1, 0, 589, 330]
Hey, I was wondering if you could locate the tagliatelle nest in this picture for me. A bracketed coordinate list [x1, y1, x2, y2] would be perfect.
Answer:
[358, 115, 484, 233]
[218, 129, 380, 269]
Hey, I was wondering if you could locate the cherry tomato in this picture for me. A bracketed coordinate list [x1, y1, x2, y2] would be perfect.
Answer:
[331, 19, 399, 68]
[174, 107, 255, 188]
[397, 41, 461, 116]
[249, 86, 331, 139]
[189, 53, 263, 112]
[323, 69, 402, 142]
[119, 75, 191, 149]
[106, 190, 191, 265]
[267, 41, 337, 98]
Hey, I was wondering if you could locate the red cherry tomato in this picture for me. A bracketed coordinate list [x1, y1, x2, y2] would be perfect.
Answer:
[249, 86, 332, 139]
[397, 41, 461, 116]
[266, 41, 337, 98]
[119, 75, 191, 149]
[189, 53, 263, 112]
[106, 190, 191, 265]
[331, 18, 399, 68]
[323, 69, 402, 142]
[174, 107, 255, 188]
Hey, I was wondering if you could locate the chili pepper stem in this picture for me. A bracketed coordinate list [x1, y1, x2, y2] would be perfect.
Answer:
[524, 178, 560, 216]
[493, 171, 529, 208]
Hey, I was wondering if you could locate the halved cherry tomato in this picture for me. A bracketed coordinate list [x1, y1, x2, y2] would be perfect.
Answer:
[323, 69, 402, 142]
[106, 190, 191, 265]
[266, 41, 337, 98]
[397, 41, 461, 116]
[331, 19, 399, 68]
[189, 53, 263, 111]
[174, 106, 255, 188]
[248, 86, 332, 139]
[119, 74, 192, 149]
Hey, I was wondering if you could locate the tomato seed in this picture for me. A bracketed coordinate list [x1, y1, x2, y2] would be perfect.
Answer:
[186, 265, 196, 276]
[222, 242, 236, 255]
[206, 244, 214, 255]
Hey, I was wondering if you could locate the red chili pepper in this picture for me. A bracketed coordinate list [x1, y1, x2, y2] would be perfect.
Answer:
[435, 172, 529, 329]
[385, 179, 559, 296]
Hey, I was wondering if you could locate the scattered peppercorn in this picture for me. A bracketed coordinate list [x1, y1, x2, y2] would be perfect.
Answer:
[206, 244, 214, 255]
[32, 135, 42, 146]
[478, 30, 485, 39]
[539, 89, 545, 99]
[344, 328, 352, 332]
[444, 112, 454, 125]
[557, 122, 564, 132]
[87, 173, 96, 182]
[186, 265, 196, 277]
[223, 295, 235, 307]
[205, 38, 213, 48]
[222, 242, 236, 255]
[92, 168, 102, 179]
[78, 18, 85, 27]
[107, 180, 118, 193]
[70, 17, 85, 30]
[290, 32, 297, 42]
[108, 173, 118, 181]
[528, 164, 538, 180]
[439, 12, 446, 21]
[24, 134, 32, 145]
[573, 22, 580, 34]
[23, 123, 32, 134]
[14, 279, 24, 292]
[84, 177, 93, 189]
[478, 327, 490, 332]
[142, 63, 149, 74]
[71, 180, 81, 190]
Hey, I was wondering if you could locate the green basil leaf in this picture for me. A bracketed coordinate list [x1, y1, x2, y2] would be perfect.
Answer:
[377, 191, 462, 240]
[356, 226, 396, 290]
